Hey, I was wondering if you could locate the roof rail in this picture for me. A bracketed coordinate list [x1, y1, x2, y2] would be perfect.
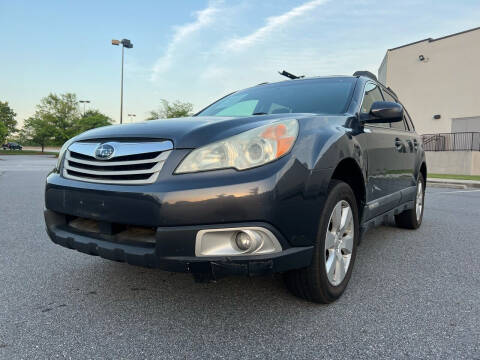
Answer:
[353, 71, 377, 81]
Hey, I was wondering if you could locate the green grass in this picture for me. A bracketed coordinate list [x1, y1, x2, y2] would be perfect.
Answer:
[429, 173, 480, 181]
[0, 150, 57, 156]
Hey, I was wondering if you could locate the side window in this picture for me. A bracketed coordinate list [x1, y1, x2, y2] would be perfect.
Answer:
[382, 91, 395, 103]
[382, 91, 406, 131]
[390, 118, 406, 131]
[361, 82, 384, 114]
[403, 116, 411, 131]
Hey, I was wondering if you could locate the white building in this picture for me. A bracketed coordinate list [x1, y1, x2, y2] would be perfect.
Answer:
[378, 27, 480, 135]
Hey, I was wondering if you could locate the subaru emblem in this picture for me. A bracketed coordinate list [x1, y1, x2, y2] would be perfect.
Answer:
[94, 143, 115, 160]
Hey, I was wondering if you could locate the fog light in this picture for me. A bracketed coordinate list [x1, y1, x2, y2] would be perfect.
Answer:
[234, 230, 262, 252]
[195, 227, 282, 257]
[235, 231, 252, 250]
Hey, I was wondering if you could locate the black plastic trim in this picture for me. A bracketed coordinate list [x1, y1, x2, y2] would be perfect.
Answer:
[44, 210, 314, 278]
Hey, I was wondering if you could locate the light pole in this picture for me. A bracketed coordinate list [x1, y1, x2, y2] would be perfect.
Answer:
[128, 113, 136, 122]
[79, 100, 90, 117]
[112, 38, 133, 124]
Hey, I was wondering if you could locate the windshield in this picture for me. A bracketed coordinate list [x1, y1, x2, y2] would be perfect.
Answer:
[197, 77, 356, 117]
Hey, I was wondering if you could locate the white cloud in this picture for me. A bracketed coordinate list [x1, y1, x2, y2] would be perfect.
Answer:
[224, 0, 329, 51]
[147, 0, 475, 113]
[148, 0, 336, 110]
[151, 1, 222, 80]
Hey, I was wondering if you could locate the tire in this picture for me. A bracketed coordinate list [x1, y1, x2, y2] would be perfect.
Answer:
[395, 173, 425, 229]
[284, 180, 359, 303]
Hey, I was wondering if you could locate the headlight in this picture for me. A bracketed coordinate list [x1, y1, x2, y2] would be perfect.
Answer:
[56, 138, 76, 171]
[175, 118, 298, 174]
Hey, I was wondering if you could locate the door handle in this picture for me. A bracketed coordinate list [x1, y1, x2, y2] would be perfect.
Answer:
[406, 139, 414, 152]
[395, 138, 404, 152]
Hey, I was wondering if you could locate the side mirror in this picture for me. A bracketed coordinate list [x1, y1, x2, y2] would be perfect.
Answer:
[363, 101, 403, 123]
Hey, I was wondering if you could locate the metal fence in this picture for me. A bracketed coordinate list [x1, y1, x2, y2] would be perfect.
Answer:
[422, 132, 480, 151]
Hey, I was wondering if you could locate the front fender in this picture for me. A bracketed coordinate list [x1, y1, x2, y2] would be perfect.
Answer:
[292, 116, 367, 195]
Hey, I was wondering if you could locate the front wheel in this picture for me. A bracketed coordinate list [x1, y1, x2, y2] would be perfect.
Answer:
[284, 180, 359, 303]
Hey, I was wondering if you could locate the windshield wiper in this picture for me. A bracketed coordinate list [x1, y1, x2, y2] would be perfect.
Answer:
[252, 112, 268, 115]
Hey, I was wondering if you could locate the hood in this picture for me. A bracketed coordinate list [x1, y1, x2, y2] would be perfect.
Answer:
[74, 113, 314, 148]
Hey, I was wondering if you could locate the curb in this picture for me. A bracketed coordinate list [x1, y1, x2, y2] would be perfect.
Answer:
[427, 182, 467, 189]
[427, 178, 480, 189]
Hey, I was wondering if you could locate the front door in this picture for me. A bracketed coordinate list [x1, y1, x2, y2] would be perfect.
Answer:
[382, 90, 417, 193]
[360, 82, 404, 218]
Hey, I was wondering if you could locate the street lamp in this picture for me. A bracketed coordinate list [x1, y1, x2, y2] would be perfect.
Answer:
[127, 113, 136, 122]
[79, 100, 90, 117]
[112, 38, 133, 124]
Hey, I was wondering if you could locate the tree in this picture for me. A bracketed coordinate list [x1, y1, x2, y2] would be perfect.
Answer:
[0, 122, 7, 144]
[0, 101, 18, 139]
[75, 109, 113, 134]
[36, 93, 81, 144]
[146, 99, 193, 120]
[21, 93, 114, 150]
[23, 116, 56, 152]
[9, 128, 29, 146]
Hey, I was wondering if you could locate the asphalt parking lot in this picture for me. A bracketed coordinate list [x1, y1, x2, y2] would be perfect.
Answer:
[1, 155, 479, 359]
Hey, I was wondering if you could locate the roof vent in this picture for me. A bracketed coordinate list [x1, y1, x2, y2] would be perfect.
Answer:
[353, 71, 377, 81]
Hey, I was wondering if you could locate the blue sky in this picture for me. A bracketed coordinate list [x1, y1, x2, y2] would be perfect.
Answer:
[1, 0, 479, 124]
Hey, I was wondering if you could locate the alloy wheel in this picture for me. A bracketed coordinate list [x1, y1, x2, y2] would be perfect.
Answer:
[416, 181, 423, 221]
[324, 200, 354, 286]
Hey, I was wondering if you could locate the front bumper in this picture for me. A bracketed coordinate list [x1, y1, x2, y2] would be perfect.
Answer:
[45, 210, 314, 279]
[46, 153, 330, 247]
[44, 151, 330, 278]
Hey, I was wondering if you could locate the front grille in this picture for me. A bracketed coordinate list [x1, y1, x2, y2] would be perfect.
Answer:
[62, 140, 173, 185]
[67, 216, 156, 246]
